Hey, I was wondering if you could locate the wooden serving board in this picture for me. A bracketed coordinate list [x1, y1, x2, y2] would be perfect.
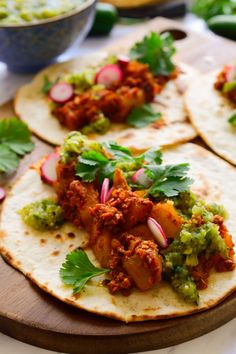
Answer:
[0, 18, 236, 354]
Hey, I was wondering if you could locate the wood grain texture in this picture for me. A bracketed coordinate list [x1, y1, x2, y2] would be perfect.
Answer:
[0, 17, 236, 354]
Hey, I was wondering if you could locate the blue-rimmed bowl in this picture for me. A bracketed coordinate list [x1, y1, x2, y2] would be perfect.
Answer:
[0, 0, 96, 73]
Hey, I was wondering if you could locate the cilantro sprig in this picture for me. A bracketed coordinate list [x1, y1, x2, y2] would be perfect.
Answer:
[127, 103, 161, 128]
[228, 111, 236, 126]
[145, 163, 193, 198]
[75, 141, 193, 198]
[41, 75, 59, 94]
[0, 118, 34, 173]
[129, 32, 176, 76]
[60, 249, 109, 294]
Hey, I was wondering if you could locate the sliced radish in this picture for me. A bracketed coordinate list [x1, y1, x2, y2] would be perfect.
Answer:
[147, 217, 168, 248]
[95, 64, 123, 89]
[106, 186, 114, 201]
[225, 65, 236, 82]
[118, 55, 130, 67]
[40, 153, 60, 185]
[101, 178, 110, 204]
[0, 187, 6, 202]
[49, 82, 74, 103]
[132, 168, 152, 188]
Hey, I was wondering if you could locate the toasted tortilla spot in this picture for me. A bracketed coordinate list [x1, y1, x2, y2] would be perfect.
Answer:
[51, 250, 60, 256]
[0, 231, 6, 239]
[67, 232, 75, 239]
[55, 234, 61, 240]
[152, 120, 165, 129]
[24, 231, 29, 235]
[40, 238, 47, 245]
[3, 251, 13, 262]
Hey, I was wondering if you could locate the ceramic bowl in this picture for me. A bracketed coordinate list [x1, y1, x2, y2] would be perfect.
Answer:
[0, 0, 96, 73]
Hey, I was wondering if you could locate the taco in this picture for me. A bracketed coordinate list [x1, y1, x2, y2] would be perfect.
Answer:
[15, 32, 196, 150]
[1, 133, 236, 322]
[185, 63, 236, 166]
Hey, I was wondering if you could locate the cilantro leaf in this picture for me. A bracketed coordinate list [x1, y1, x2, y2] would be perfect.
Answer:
[102, 142, 132, 159]
[75, 140, 193, 198]
[146, 163, 193, 198]
[41, 75, 59, 95]
[192, 0, 236, 20]
[0, 118, 34, 173]
[0, 145, 19, 173]
[127, 103, 161, 128]
[142, 148, 163, 165]
[129, 32, 176, 76]
[228, 111, 236, 126]
[60, 249, 109, 294]
[0, 118, 34, 155]
[76, 150, 109, 182]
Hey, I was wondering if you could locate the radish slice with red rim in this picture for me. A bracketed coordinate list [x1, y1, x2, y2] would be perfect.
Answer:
[225, 65, 236, 82]
[132, 168, 152, 188]
[147, 217, 168, 248]
[106, 186, 114, 201]
[40, 153, 60, 185]
[49, 82, 74, 104]
[101, 178, 110, 204]
[95, 64, 123, 89]
[118, 55, 130, 67]
[0, 187, 6, 202]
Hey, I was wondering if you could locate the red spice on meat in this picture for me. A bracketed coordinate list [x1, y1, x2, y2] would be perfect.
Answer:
[214, 66, 236, 104]
[53, 60, 177, 130]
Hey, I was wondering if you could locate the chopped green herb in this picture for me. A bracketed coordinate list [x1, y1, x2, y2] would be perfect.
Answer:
[76, 150, 109, 182]
[145, 163, 193, 198]
[60, 249, 109, 294]
[0, 145, 19, 173]
[192, 0, 236, 20]
[127, 103, 161, 128]
[0, 118, 34, 173]
[129, 32, 176, 76]
[228, 111, 236, 126]
[73, 135, 192, 198]
[103, 141, 132, 159]
[41, 75, 59, 95]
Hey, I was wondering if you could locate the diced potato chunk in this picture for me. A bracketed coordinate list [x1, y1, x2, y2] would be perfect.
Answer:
[92, 232, 111, 268]
[151, 201, 182, 239]
[123, 254, 156, 291]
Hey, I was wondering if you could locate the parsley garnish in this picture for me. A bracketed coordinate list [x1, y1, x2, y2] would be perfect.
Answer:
[41, 75, 59, 94]
[75, 141, 192, 198]
[0, 118, 34, 173]
[127, 103, 161, 128]
[228, 111, 236, 126]
[129, 32, 176, 76]
[60, 249, 109, 294]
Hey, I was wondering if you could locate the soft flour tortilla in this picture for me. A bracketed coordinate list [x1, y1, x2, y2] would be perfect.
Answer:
[15, 52, 197, 150]
[185, 70, 236, 166]
[1, 143, 236, 322]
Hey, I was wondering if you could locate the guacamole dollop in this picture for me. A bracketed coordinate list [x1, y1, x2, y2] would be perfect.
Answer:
[20, 198, 64, 230]
[0, 0, 86, 25]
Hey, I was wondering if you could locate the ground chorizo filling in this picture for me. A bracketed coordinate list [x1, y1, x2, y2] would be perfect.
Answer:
[55, 158, 235, 301]
[214, 65, 236, 104]
[53, 61, 179, 131]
